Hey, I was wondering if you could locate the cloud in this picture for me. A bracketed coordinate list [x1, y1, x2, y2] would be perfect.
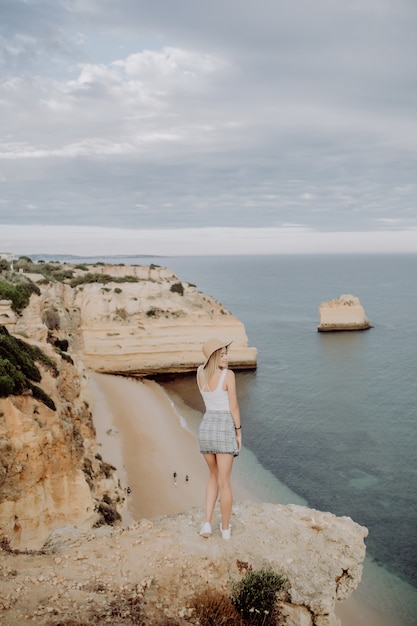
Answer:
[0, 0, 416, 245]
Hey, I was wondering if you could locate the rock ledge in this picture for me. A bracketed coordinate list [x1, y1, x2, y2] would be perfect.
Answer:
[0, 502, 368, 626]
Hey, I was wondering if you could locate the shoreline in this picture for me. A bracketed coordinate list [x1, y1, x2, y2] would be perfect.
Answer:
[89, 372, 405, 626]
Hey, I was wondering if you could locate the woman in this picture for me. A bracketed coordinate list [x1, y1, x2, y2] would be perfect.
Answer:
[196, 338, 242, 540]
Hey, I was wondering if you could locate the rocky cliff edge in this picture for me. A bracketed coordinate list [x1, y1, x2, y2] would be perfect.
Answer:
[0, 261, 368, 626]
[0, 502, 367, 626]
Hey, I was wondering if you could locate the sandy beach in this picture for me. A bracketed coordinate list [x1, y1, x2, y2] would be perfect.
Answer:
[90, 372, 395, 626]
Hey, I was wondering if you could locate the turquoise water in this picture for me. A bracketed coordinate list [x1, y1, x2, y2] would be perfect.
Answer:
[40, 252, 417, 624]
[149, 253, 417, 625]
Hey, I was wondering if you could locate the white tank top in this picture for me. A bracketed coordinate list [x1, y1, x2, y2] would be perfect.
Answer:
[197, 366, 230, 411]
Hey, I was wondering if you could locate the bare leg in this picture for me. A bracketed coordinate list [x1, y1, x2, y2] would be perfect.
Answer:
[216, 454, 234, 530]
[202, 453, 219, 523]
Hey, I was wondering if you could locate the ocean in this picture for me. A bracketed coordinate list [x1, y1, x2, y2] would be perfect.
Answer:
[37, 252, 417, 624]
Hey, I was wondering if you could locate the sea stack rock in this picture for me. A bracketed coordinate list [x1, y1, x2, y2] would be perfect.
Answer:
[317, 294, 372, 332]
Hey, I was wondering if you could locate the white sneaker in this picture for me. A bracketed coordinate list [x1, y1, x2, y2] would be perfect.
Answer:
[220, 524, 231, 540]
[199, 522, 212, 538]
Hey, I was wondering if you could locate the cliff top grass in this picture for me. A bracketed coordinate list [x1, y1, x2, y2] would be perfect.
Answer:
[0, 257, 149, 309]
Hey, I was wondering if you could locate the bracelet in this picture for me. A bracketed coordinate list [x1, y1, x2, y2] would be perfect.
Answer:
[235, 426, 241, 430]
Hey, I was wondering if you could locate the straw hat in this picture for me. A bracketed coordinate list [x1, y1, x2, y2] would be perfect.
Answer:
[202, 338, 232, 367]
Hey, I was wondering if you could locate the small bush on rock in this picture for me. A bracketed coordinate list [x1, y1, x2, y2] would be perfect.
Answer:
[230, 566, 287, 626]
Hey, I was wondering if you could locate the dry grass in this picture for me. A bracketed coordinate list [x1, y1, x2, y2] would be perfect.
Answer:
[191, 588, 245, 625]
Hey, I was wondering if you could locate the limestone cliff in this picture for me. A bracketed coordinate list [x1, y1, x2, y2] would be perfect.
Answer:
[1, 262, 257, 374]
[0, 338, 124, 550]
[317, 294, 372, 332]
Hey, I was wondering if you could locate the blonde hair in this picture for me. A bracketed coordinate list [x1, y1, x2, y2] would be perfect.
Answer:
[201, 348, 226, 387]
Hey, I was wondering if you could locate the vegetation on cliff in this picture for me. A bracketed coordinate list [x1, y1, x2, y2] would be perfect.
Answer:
[1, 256, 74, 285]
[0, 279, 40, 314]
[69, 272, 140, 287]
[0, 325, 57, 409]
[0, 257, 145, 308]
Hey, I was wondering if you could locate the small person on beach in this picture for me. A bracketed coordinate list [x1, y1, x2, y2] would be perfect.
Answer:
[196, 338, 242, 540]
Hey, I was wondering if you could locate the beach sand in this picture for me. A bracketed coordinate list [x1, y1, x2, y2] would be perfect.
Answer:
[90, 372, 396, 626]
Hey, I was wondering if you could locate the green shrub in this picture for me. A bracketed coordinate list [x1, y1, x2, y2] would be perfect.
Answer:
[230, 566, 286, 626]
[0, 356, 34, 390]
[51, 269, 74, 281]
[70, 272, 112, 287]
[14, 256, 34, 268]
[0, 280, 40, 313]
[114, 275, 139, 283]
[0, 373, 15, 396]
[0, 326, 57, 409]
[70, 273, 140, 287]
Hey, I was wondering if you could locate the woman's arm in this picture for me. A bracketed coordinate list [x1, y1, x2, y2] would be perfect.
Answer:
[226, 370, 242, 450]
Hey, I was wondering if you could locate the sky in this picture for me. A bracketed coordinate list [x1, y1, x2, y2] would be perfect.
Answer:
[1, 0, 417, 256]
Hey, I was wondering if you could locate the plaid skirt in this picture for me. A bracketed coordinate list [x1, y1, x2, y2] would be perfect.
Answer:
[199, 410, 239, 457]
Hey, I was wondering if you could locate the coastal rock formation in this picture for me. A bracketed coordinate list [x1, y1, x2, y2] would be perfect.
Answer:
[317, 294, 372, 332]
[0, 261, 368, 626]
[0, 502, 368, 626]
[0, 339, 123, 550]
[1, 262, 257, 374]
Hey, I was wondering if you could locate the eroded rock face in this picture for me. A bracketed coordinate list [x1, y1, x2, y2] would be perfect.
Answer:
[0, 343, 123, 550]
[317, 295, 372, 332]
[1, 263, 257, 374]
[0, 502, 368, 626]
